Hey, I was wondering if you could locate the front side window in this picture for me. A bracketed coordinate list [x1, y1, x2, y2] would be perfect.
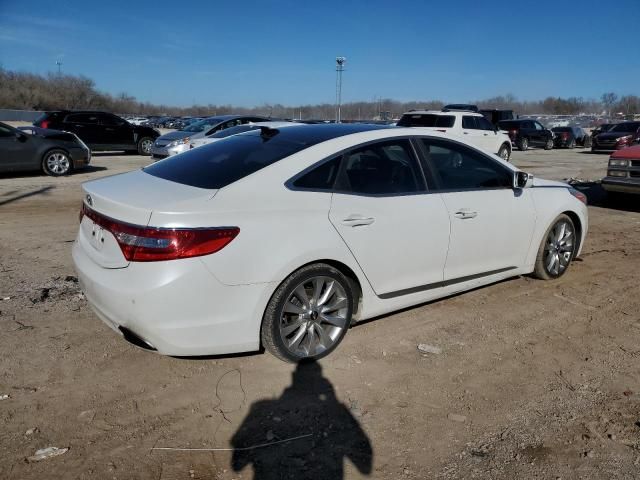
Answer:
[476, 117, 495, 131]
[534, 122, 544, 131]
[100, 114, 125, 126]
[338, 140, 425, 195]
[418, 139, 512, 190]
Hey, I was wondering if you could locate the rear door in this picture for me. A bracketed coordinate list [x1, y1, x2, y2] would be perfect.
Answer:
[0, 124, 32, 171]
[328, 138, 450, 297]
[99, 113, 134, 149]
[62, 113, 101, 147]
[417, 137, 535, 281]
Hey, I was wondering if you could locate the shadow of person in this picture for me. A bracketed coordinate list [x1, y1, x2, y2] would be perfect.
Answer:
[231, 360, 372, 479]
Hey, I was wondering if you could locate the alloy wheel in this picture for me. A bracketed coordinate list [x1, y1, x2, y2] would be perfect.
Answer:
[278, 276, 349, 358]
[141, 139, 153, 154]
[46, 152, 70, 175]
[544, 220, 574, 276]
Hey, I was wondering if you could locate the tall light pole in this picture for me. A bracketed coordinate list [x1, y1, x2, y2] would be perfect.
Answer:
[56, 59, 63, 75]
[335, 56, 346, 123]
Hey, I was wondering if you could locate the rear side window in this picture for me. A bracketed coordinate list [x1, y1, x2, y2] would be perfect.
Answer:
[419, 138, 512, 190]
[397, 114, 455, 128]
[144, 132, 314, 189]
[462, 116, 478, 129]
[65, 113, 99, 124]
[293, 157, 341, 190]
[476, 117, 495, 131]
[337, 140, 425, 195]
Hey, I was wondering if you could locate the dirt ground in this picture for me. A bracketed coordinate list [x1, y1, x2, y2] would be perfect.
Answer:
[1, 145, 639, 480]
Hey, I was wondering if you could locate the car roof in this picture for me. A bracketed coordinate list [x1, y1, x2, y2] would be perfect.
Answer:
[402, 110, 483, 117]
[240, 123, 392, 144]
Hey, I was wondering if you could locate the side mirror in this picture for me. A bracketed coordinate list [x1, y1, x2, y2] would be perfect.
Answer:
[514, 171, 532, 189]
[15, 132, 27, 142]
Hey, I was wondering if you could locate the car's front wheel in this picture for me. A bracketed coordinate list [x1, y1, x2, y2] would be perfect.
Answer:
[261, 263, 354, 363]
[498, 144, 511, 161]
[533, 214, 576, 280]
[137, 137, 154, 156]
[544, 138, 554, 150]
[42, 149, 71, 176]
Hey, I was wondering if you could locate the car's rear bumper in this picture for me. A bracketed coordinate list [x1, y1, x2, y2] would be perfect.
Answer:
[72, 239, 274, 356]
[69, 146, 91, 168]
[602, 177, 640, 194]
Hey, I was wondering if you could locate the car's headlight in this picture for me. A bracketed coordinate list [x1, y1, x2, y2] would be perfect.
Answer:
[608, 158, 629, 167]
[616, 135, 632, 143]
[608, 170, 628, 177]
[167, 137, 190, 147]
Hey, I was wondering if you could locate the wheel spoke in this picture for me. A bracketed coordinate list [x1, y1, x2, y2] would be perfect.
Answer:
[288, 325, 306, 350]
[319, 312, 347, 328]
[311, 278, 323, 306]
[317, 280, 335, 306]
[314, 323, 332, 349]
[321, 296, 346, 313]
[282, 319, 305, 337]
[555, 223, 566, 242]
[306, 326, 318, 355]
[293, 285, 310, 309]
[283, 301, 305, 315]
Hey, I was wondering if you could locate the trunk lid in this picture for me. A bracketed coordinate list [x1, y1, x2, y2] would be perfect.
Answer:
[79, 170, 216, 268]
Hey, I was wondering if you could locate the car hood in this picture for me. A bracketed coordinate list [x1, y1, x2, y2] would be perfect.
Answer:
[156, 130, 207, 141]
[610, 145, 640, 159]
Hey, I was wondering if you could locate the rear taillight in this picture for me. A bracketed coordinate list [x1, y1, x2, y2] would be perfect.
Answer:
[81, 204, 239, 262]
[40, 120, 50, 129]
[509, 129, 517, 138]
[568, 188, 587, 205]
[561, 133, 569, 139]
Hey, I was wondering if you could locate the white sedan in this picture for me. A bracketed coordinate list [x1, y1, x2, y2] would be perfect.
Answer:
[72, 124, 588, 362]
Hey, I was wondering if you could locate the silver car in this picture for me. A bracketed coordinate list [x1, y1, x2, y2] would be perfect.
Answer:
[150, 115, 268, 160]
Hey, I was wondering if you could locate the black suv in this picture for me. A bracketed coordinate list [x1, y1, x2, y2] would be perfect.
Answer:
[497, 119, 554, 151]
[33, 111, 160, 155]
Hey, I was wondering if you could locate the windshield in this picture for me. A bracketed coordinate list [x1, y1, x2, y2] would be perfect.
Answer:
[610, 122, 640, 133]
[183, 117, 227, 133]
[210, 124, 255, 139]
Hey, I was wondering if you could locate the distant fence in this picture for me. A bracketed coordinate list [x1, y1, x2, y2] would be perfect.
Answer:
[0, 109, 44, 122]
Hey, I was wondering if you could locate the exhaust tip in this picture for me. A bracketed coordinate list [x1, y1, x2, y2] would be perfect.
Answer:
[118, 326, 157, 351]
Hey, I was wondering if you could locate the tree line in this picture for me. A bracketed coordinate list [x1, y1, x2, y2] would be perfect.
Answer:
[1, 68, 638, 120]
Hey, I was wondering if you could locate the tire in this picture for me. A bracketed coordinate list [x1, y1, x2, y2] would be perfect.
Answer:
[544, 138, 554, 150]
[137, 137, 154, 156]
[42, 149, 71, 176]
[532, 214, 576, 280]
[584, 136, 592, 148]
[498, 144, 511, 161]
[261, 263, 354, 363]
[568, 139, 575, 149]
[517, 137, 529, 151]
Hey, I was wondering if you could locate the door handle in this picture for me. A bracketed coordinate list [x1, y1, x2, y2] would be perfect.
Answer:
[341, 215, 375, 227]
[463, 131, 469, 134]
[454, 210, 478, 219]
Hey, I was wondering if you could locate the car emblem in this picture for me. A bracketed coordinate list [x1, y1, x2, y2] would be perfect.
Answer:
[86, 194, 93, 207]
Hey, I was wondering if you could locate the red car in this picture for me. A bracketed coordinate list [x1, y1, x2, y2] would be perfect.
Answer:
[602, 145, 640, 195]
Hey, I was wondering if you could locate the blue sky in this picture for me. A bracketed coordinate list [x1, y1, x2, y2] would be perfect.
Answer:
[1, 0, 638, 107]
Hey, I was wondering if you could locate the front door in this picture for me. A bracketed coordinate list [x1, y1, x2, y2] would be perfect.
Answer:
[99, 114, 134, 149]
[328, 138, 450, 297]
[417, 137, 535, 281]
[62, 112, 101, 147]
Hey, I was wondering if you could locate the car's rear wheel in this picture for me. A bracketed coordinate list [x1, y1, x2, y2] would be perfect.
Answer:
[544, 138, 554, 150]
[261, 263, 354, 363]
[137, 137, 154, 156]
[533, 214, 576, 280]
[498, 144, 511, 161]
[42, 149, 71, 176]
[568, 139, 575, 149]
[517, 137, 529, 151]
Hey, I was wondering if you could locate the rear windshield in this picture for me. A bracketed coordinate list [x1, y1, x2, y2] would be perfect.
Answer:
[610, 122, 640, 133]
[144, 131, 314, 189]
[397, 114, 455, 128]
[552, 127, 571, 132]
